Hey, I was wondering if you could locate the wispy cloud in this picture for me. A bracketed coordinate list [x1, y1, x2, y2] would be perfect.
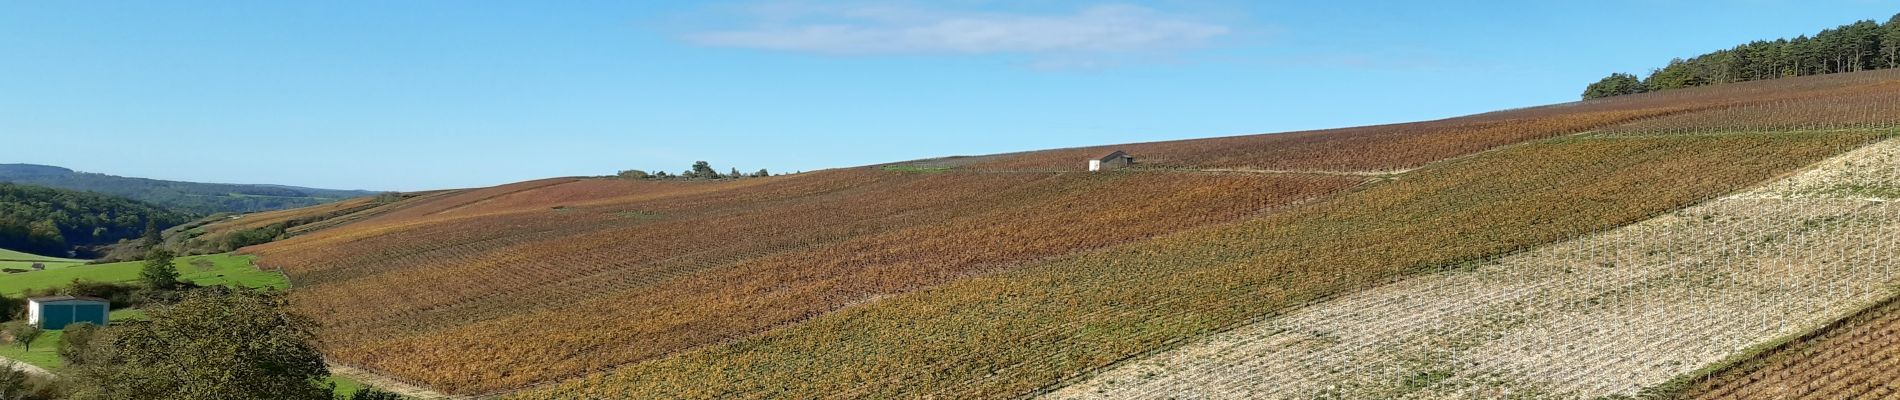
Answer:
[684, 3, 1232, 56]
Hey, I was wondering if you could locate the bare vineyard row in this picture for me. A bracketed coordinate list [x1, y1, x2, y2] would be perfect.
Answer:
[1688, 295, 1900, 399]
[236, 69, 1900, 395]
[1596, 83, 1900, 136]
[503, 132, 1874, 399]
[255, 171, 1359, 394]
[925, 69, 1900, 174]
[1048, 138, 1900, 399]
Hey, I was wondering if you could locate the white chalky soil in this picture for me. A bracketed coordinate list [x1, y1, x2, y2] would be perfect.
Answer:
[1045, 138, 1900, 400]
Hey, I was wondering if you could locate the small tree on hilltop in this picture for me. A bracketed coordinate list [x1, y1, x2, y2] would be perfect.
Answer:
[617, 169, 650, 180]
[139, 249, 179, 290]
[690, 161, 718, 179]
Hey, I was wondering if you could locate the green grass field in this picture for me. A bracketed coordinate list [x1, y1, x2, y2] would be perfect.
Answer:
[0, 248, 82, 263]
[0, 329, 61, 368]
[0, 248, 86, 272]
[328, 374, 367, 396]
[0, 253, 372, 395]
[0, 254, 286, 369]
[0, 260, 87, 272]
[0, 263, 139, 297]
[0, 309, 147, 369]
[173, 254, 290, 290]
[107, 308, 145, 321]
[0, 253, 287, 297]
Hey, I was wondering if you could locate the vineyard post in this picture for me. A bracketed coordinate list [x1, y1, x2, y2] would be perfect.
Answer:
[1779, 198, 1791, 336]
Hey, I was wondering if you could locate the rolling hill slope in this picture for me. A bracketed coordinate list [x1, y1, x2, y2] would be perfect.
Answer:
[1048, 137, 1900, 399]
[0, 247, 84, 271]
[234, 69, 1900, 397]
[257, 170, 1364, 393]
[0, 163, 377, 215]
[515, 131, 1882, 399]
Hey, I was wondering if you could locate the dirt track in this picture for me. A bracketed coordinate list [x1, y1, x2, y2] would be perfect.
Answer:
[329, 363, 467, 400]
[0, 356, 52, 378]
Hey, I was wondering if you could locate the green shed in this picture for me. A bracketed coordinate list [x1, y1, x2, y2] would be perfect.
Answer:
[26, 296, 109, 330]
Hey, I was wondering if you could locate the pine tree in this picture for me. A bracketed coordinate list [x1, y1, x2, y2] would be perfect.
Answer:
[140, 219, 161, 247]
[139, 249, 179, 290]
[1882, 14, 1900, 68]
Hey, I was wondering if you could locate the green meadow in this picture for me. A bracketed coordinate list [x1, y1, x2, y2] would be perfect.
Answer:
[0, 253, 364, 395]
[0, 248, 86, 272]
[0, 253, 286, 297]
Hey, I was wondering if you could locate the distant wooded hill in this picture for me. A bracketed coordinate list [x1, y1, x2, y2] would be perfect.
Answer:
[0, 164, 376, 215]
[0, 182, 192, 258]
[1583, 13, 1900, 99]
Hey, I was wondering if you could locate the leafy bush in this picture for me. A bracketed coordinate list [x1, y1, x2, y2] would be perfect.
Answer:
[59, 281, 142, 309]
[0, 297, 19, 322]
[57, 322, 101, 366]
[61, 288, 332, 400]
[0, 362, 59, 400]
[221, 223, 286, 251]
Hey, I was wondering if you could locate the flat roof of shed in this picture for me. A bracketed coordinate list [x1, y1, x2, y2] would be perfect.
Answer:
[27, 296, 109, 303]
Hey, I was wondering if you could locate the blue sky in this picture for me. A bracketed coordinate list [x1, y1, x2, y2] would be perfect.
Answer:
[3, 1, 1896, 191]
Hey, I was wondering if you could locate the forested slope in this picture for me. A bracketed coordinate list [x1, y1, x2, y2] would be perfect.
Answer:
[0, 164, 375, 214]
[1583, 13, 1900, 99]
[0, 182, 190, 258]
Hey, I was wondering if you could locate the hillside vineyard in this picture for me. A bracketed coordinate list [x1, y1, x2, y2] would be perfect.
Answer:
[1050, 138, 1900, 399]
[221, 69, 1900, 398]
[257, 171, 1362, 393]
[1689, 297, 1900, 399]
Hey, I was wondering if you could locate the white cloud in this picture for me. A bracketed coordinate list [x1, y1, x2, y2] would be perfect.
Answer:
[685, 4, 1232, 56]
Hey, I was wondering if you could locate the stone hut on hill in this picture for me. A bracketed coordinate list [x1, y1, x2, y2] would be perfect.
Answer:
[1090, 151, 1135, 172]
